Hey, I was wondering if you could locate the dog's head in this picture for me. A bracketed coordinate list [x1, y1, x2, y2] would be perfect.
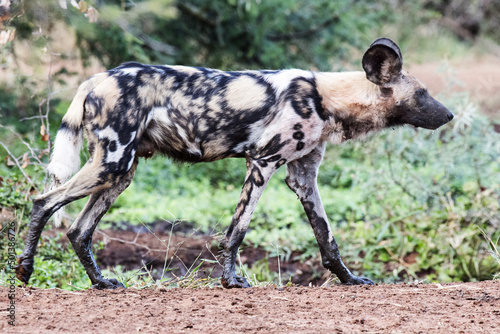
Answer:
[362, 38, 454, 130]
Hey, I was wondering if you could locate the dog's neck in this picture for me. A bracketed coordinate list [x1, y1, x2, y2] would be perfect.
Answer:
[315, 71, 395, 143]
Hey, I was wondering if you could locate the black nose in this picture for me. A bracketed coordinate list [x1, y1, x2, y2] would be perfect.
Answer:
[447, 111, 454, 121]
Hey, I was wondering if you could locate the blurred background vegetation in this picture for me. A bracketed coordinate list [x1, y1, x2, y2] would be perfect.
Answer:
[0, 0, 499, 289]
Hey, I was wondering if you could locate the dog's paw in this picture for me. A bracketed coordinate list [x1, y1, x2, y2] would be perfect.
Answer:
[221, 274, 251, 289]
[15, 256, 34, 284]
[91, 278, 125, 290]
[344, 275, 374, 285]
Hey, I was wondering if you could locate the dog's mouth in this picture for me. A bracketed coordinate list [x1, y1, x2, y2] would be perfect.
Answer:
[411, 111, 454, 130]
[416, 123, 443, 130]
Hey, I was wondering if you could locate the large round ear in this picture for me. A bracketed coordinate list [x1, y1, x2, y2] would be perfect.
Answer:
[362, 38, 403, 85]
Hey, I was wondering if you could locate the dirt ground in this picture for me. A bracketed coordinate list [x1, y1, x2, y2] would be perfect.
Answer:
[2, 281, 499, 333]
[2, 227, 500, 333]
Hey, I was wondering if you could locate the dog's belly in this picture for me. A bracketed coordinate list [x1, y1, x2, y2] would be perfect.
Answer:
[140, 105, 268, 162]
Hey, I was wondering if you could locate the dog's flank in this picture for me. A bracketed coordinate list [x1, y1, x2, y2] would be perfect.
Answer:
[16, 38, 453, 289]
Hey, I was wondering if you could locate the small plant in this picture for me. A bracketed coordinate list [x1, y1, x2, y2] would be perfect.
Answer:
[477, 226, 500, 280]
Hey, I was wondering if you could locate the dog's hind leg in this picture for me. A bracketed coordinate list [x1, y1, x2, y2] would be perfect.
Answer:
[220, 157, 277, 288]
[285, 142, 373, 285]
[16, 161, 114, 284]
[66, 159, 138, 289]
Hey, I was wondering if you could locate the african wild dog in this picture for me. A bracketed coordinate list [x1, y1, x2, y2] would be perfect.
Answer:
[16, 38, 453, 289]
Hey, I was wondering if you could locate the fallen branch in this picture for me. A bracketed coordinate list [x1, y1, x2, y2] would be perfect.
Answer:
[96, 229, 170, 254]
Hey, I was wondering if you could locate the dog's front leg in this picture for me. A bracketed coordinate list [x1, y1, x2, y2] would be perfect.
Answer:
[220, 157, 276, 288]
[285, 142, 373, 285]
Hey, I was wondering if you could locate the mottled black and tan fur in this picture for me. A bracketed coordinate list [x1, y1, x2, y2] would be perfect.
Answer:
[16, 38, 453, 289]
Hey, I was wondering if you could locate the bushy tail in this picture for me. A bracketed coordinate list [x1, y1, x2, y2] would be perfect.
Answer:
[48, 72, 109, 227]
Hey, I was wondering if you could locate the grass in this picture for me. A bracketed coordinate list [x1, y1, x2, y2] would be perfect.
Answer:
[478, 226, 500, 280]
